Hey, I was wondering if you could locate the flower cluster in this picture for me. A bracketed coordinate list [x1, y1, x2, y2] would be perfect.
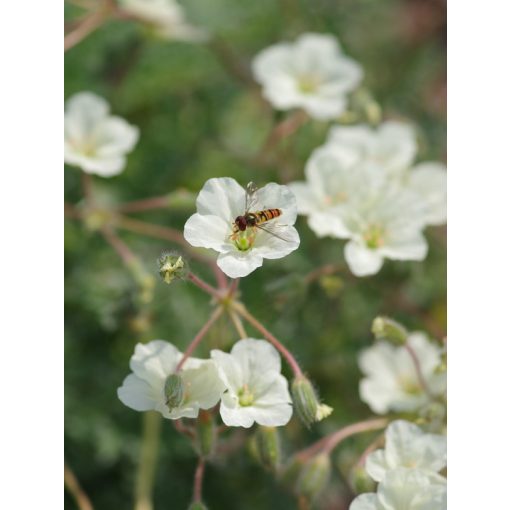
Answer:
[118, 338, 293, 428]
[252, 33, 363, 120]
[64, 92, 139, 177]
[350, 420, 447, 510]
[358, 331, 446, 415]
[184, 177, 300, 278]
[289, 121, 447, 276]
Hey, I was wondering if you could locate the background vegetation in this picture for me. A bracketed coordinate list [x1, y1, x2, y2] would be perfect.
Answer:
[64, 0, 446, 508]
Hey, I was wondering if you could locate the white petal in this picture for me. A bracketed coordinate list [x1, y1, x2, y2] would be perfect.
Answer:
[349, 493, 379, 510]
[379, 232, 428, 261]
[211, 349, 244, 393]
[66, 92, 109, 124]
[117, 374, 158, 411]
[181, 361, 226, 410]
[94, 116, 140, 157]
[308, 211, 351, 238]
[344, 241, 384, 276]
[252, 43, 293, 84]
[287, 181, 320, 215]
[195, 177, 246, 222]
[129, 340, 180, 384]
[74, 155, 126, 177]
[252, 225, 300, 259]
[359, 379, 397, 414]
[216, 251, 263, 278]
[365, 449, 388, 482]
[407, 333, 442, 375]
[219, 398, 256, 428]
[183, 213, 231, 252]
[231, 338, 282, 375]
[408, 162, 447, 226]
[252, 182, 298, 225]
[249, 400, 292, 427]
[301, 95, 347, 120]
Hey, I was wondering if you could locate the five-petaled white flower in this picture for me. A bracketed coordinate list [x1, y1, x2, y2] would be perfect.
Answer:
[117, 340, 226, 419]
[211, 338, 293, 428]
[350, 468, 446, 510]
[118, 0, 207, 42]
[183, 177, 300, 278]
[358, 333, 446, 414]
[64, 92, 139, 177]
[252, 33, 363, 120]
[366, 420, 447, 482]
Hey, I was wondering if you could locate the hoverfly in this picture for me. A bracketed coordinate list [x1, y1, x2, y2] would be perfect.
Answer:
[231, 182, 290, 245]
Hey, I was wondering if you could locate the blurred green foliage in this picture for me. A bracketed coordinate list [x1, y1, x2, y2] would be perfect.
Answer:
[65, 0, 446, 508]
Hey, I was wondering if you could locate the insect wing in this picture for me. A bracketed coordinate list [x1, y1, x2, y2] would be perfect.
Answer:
[255, 222, 292, 243]
[245, 181, 259, 213]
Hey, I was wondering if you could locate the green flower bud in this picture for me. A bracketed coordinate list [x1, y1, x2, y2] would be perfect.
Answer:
[164, 374, 185, 411]
[297, 454, 331, 501]
[279, 456, 306, 488]
[158, 252, 188, 284]
[291, 376, 333, 428]
[350, 466, 376, 494]
[196, 411, 215, 457]
[371, 316, 408, 345]
[252, 426, 281, 471]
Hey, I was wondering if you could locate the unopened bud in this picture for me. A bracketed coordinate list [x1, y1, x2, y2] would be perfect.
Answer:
[164, 374, 185, 410]
[158, 252, 188, 284]
[371, 316, 408, 345]
[350, 465, 376, 494]
[297, 454, 331, 501]
[280, 456, 306, 488]
[196, 411, 215, 457]
[292, 376, 333, 428]
[252, 426, 281, 471]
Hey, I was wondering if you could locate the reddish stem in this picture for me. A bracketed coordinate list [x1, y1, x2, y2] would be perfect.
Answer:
[232, 302, 303, 377]
[100, 226, 137, 265]
[187, 272, 224, 300]
[404, 342, 434, 397]
[176, 307, 223, 372]
[193, 458, 206, 503]
[116, 195, 171, 213]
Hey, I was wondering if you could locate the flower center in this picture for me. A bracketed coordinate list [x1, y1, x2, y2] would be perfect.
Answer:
[363, 224, 385, 249]
[297, 74, 321, 94]
[232, 229, 257, 252]
[238, 384, 255, 407]
[398, 376, 422, 396]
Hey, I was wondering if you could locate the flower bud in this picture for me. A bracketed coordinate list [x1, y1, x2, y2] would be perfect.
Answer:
[291, 376, 333, 428]
[196, 410, 215, 457]
[158, 252, 188, 284]
[371, 316, 408, 345]
[164, 374, 185, 410]
[251, 426, 281, 471]
[279, 456, 306, 488]
[350, 465, 376, 494]
[297, 454, 331, 501]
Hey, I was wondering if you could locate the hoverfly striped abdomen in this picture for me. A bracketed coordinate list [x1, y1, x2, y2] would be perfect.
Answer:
[252, 208, 282, 225]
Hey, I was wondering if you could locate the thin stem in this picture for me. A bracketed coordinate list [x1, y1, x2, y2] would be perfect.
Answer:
[404, 342, 434, 398]
[176, 307, 224, 371]
[187, 272, 224, 300]
[81, 172, 94, 204]
[134, 412, 162, 510]
[228, 310, 248, 339]
[116, 195, 172, 214]
[355, 433, 385, 469]
[229, 278, 240, 297]
[100, 226, 137, 265]
[174, 419, 196, 439]
[64, 1, 113, 51]
[64, 462, 94, 510]
[231, 302, 303, 377]
[297, 418, 388, 460]
[193, 458, 206, 503]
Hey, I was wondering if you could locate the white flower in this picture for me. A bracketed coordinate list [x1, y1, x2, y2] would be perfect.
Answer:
[64, 92, 139, 177]
[289, 148, 428, 276]
[119, 0, 207, 42]
[325, 122, 447, 226]
[252, 33, 363, 120]
[211, 338, 293, 428]
[117, 340, 226, 419]
[359, 333, 446, 414]
[350, 468, 446, 510]
[366, 420, 446, 482]
[183, 177, 300, 278]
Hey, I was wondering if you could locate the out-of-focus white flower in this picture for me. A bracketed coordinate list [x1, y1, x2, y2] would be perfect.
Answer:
[64, 92, 139, 177]
[359, 333, 446, 414]
[325, 122, 447, 226]
[350, 468, 446, 510]
[366, 420, 447, 482]
[119, 0, 207, 42]
[183, 177, 300, 278]
[117, 340, 225, 419]
[211, 339, 293, 428]
[252, 33, 363, 120]
[289, 147, 428, 276]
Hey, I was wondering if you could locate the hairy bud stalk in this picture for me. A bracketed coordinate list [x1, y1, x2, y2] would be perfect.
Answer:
[297, 454, 331, 501]
[291, 376, 333, 428]
[371, 316, 408, 345]
[196, 411, 215, 457]
[251, 426, 281, 471]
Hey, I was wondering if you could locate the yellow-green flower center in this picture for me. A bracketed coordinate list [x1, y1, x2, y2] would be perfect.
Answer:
[232, 230, 256, 252]
[363, 224, 385, 249]
[238, 384, 255, 407]
[298, 74, 321, 94]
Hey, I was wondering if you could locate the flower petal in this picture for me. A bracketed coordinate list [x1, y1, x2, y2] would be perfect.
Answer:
[216, 251, 263, 278]
[344, 241, 384, 276]
[379, 232, 428, 261]
[183, 213, 231, 252]
[252, 182, 298, 225]
[365, 449, 388, 482]
[349, 493, 379, 510]
[195, 177, 246, 222]
[129, 340, 181, 385]
[117, 374, 158, 411]
[94, 116, 140, 158]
